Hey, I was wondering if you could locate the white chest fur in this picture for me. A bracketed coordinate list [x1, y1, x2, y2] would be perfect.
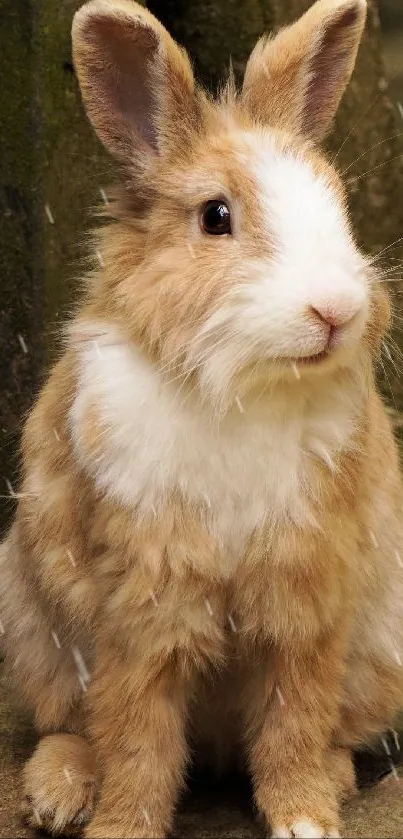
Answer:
[70, 323, 360, 563]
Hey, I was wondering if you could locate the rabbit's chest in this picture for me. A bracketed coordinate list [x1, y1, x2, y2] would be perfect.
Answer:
[71, 332, 353, 563]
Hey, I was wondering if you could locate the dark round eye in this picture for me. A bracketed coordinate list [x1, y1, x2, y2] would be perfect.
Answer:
[201, 200, 231, 235]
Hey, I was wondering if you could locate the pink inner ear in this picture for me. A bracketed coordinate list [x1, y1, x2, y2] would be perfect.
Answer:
[301, 7, 360, 139]
[86, 15, 160, 153]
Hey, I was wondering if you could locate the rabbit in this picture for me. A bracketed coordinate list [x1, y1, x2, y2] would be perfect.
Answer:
[1, 0, 402, 836]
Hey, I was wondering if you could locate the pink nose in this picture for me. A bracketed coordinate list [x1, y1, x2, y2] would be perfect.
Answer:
[309, 302, 359, 329]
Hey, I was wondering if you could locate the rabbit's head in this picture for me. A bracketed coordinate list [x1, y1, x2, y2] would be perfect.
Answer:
[73, 0, 388, 408]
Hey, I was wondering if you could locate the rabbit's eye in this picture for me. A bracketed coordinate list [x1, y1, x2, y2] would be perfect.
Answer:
[201, 200, 231, 235]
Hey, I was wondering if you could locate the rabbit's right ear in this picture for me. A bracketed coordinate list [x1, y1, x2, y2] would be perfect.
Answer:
[72, 0, 196, 163]
[242, 0, 366, 142]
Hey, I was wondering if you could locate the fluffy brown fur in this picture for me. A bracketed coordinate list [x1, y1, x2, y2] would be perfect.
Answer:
[1, 0, 402, 837]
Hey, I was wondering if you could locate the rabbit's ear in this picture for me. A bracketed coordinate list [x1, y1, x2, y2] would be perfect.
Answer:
[242, 0, 366, 142]
[72, 0, 196, 162]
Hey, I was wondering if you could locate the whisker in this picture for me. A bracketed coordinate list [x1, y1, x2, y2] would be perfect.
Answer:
[369, 238, 403, 264]
[332, 57, 403, 164]
[332, 93, 384, 164]
[340, 131, 403, 178]
[379, 358, 398, 412]
[382, 342, 401, 377]
[386, 336, 403, 364]
[347, 153, 403, 186]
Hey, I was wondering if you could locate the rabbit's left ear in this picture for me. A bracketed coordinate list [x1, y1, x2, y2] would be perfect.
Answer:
[242, 0, 367, 142]
[72, 0, 197, 164]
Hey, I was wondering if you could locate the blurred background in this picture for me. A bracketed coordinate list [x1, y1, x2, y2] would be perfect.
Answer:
[0, 0, 403, 537]
[380, 0, 403, 103]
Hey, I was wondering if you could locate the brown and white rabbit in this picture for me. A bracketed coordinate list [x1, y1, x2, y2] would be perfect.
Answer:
[1, 0, 402, 836]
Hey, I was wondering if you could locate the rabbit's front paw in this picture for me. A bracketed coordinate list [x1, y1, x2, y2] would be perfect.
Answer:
[271, 819, 340, 838]
[257, 771, 340, 839]
[21, 734, 99, 836]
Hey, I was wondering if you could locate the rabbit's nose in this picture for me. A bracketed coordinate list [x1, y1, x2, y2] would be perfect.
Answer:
[309, 299, 362, 329]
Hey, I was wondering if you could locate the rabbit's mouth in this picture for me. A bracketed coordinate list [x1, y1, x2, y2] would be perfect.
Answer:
[289, 324, 346, 368]
[292, 349, 329, 366]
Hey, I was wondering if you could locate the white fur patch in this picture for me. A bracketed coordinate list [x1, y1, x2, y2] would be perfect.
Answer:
[189, 133, 368, 403]
[290, 821, 326, 838]
[70, 321, 362, 572]
[272, 821, 339, 839]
